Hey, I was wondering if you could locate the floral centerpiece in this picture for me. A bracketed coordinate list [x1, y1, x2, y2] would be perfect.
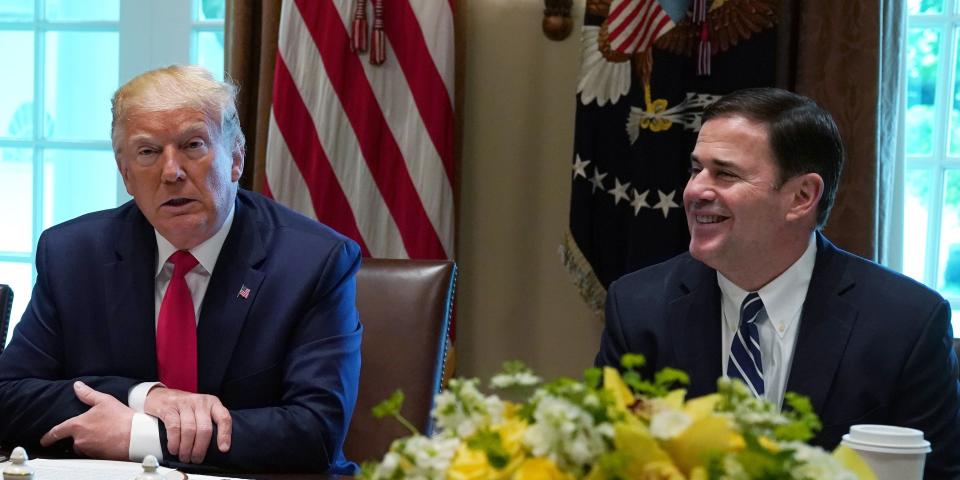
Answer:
[359, 355, 875, 480]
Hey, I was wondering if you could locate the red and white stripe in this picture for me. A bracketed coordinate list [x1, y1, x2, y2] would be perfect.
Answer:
[266, 0, 455, 260]
[605, 0, 675, 54]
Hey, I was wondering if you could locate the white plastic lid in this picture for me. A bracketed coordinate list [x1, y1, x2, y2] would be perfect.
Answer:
[841, 424, 931, 455]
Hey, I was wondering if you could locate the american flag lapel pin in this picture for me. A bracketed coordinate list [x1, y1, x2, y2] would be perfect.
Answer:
[238, 285, 251, 299]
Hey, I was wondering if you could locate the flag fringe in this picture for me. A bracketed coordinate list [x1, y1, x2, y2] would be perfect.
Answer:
[560, 230, 607, 319]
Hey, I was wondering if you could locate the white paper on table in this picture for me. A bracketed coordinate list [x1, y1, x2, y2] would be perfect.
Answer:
[0, 458, 248, 480]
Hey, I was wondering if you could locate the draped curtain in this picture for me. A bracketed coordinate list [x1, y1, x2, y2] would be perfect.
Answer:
[225, 0, 283, 192]
[792, 0, 903, 261]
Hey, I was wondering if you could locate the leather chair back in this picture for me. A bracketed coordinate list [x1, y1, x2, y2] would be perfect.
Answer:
[0, 285, 12, 354]
[953, 333, 960, 378]
[344, 259, 457, 462]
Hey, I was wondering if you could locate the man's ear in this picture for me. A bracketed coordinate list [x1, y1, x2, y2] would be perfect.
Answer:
[231, 145, 245, 183]
[116, 154, 134, 195]
[785, 172, 823, 223]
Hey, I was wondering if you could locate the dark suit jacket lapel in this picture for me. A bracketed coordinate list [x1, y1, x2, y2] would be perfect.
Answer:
[105, 205, 159, 378]
[785, 233, 858, 415]
[669, 258, 723, 397]
[196, 196, 266, 393]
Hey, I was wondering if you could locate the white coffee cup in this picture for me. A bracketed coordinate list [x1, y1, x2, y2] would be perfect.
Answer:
[840, 424, 931, 480]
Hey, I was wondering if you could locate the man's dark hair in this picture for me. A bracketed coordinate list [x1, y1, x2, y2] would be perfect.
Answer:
[701, 87, 845, 229]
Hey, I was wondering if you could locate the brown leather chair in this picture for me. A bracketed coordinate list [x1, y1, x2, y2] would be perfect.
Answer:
[951, 338, 960, 382]
[0, 284, 12, 355]
[344, 259, 457, 463]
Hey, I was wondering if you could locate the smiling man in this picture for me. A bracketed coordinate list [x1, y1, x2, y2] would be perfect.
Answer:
[0, 65, 362, 474]
[596, 88, 960, 477]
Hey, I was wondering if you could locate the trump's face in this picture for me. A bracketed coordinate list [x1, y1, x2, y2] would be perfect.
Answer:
[116, 107, 242, 250]
[683, 115, 795, 277]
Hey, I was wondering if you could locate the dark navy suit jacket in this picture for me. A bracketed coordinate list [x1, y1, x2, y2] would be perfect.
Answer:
[0, 190, 362, 474]
[596, 233, 960, 479]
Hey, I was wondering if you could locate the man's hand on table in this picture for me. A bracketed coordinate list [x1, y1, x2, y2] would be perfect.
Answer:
[144, 387, 232, 464]
[39, 381, 132, 460]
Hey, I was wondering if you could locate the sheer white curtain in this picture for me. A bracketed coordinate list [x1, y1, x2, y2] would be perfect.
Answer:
[877, 0, 906, 268]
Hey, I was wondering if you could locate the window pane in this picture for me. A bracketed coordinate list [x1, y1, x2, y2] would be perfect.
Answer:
[908, 0, 944, 14]
[196, 0, 225, 21]
[0, 0, 33, 21]
[904, 168, 932, 281]
[45, 0, 118, 21]
[42, 149, 120, 228]
[0, 32, 35, 139]
[193, 31, 224, 81]
[44, 31, 118, 141]
[949, 30, 960, 156]
[906, 28, 941, 156]
[0, 147, 33, 252]
[939, 170, 960, 293]
[0, 261, 33, 345]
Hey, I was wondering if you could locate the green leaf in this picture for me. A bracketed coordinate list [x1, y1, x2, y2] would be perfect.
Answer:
[372, 390, 405, 418]
[371, 390, 420, 436]
[501, 360, 530, 375]
[357, 461, 379, 479]
[583, 367, 602, 388]
[621, 371, 644, 392]
[592, 451, 629, 480]
[620, 353, 646, 370]
[653, 368, 689, 389]
[467, 429, 510, 469]
[776, 392, 822, 441]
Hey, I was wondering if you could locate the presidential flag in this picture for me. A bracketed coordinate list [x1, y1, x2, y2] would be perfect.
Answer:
[563, 0, 781, 313]
[265, 0, 455, 261]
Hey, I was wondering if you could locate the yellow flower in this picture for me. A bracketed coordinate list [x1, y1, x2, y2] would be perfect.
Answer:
[494, 418, 528, 475]
[636, 461, 686, 480]
[448, 421, 528, 480]
[688, 466, 708, 480]
[832, 445, 878, 480]
[448, 445, 500, 480]
[511, 458, 575, 480]
[758, 436, 780, 453]
[662, 414, 742, 474]
[583, 458, 687, 480]
[613, 416, 673, 477]
[658, 389, 687, 411]
[603, 367, 634, 411]
[682, 393, 719, 422]
[503, 401, 522, 420]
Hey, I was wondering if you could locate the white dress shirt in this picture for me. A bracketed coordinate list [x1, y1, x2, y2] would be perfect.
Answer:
[127, 205, 235, 461]
[718, 233, 817, 409]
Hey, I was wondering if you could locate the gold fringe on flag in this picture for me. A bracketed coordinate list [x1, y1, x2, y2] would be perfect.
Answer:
[560, 230, 607, 319]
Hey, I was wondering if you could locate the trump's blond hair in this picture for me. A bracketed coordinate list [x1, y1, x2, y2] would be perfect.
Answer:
[111, 65, 245, 159]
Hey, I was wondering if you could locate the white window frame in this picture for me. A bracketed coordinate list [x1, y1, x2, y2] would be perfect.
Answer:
[902, 1, 960, 329]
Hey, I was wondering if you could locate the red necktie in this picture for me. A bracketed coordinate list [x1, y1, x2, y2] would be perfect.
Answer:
[156, 251, 199, 392]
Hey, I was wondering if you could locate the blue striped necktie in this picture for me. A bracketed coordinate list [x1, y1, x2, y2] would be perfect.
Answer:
[727, 292, 765, 398]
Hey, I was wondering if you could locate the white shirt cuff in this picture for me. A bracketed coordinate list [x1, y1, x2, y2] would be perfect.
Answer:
[128, 412, 164, 462]
[128, 382, 163, 413]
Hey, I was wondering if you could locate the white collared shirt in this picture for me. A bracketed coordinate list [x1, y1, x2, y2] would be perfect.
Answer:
[127, 204, 235, 461]
[718, 233, 817, 409]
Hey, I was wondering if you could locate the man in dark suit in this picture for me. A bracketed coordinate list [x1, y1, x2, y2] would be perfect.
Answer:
[0, 65, 361, 474]
[596, 88, 960, 477]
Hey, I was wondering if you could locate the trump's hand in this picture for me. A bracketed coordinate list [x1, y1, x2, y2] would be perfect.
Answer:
[40, 381, 133, 460]
[144, 387, 232, 464]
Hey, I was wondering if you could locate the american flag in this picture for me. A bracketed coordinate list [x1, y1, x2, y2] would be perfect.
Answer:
[605, 0, 687, 55]
[264, 0, 455, 260]
[238, 285, 251, 299]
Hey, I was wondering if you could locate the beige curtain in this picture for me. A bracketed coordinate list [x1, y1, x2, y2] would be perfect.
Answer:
[793, 1, 892, 260]
[225, 0, 283, 192]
